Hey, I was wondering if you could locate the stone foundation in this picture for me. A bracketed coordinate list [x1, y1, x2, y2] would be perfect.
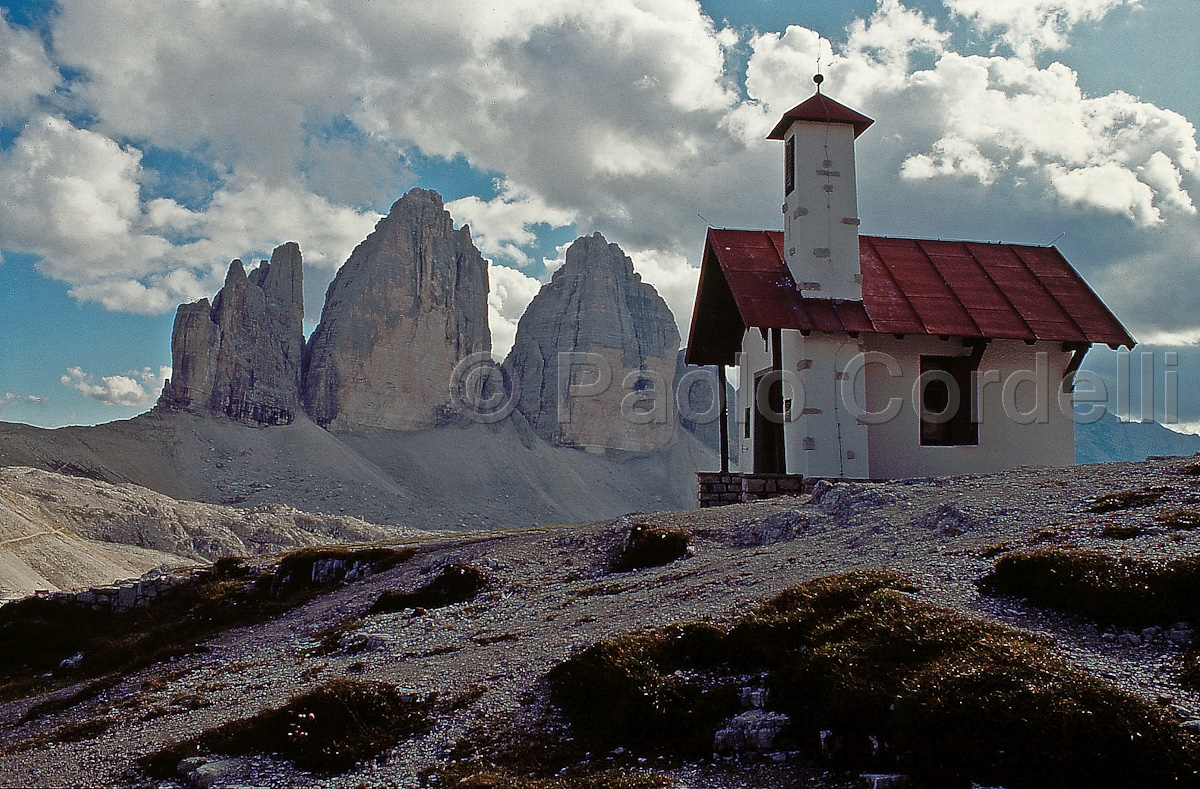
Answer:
[697, 472, 806, 508]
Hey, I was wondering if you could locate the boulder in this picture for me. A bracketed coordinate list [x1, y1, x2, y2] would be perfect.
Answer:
[158, 243, 305, 426]
[302, 188, 490, 432]
[506, 233, 680, 452]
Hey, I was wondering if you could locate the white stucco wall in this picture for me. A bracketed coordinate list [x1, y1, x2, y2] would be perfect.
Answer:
[782, 330, 870, 478]
[734, 331, 1076, 479]
[782, 120, 861, 301]
[860, 335, 1075, 478]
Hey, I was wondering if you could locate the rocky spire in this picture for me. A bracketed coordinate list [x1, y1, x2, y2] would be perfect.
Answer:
[506, 232, 680, 452]
[158, 242, 305, 425]
[301, 188, 491, 433]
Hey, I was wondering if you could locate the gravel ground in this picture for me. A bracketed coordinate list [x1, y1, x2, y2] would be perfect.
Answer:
[2, 457, 1200, 787]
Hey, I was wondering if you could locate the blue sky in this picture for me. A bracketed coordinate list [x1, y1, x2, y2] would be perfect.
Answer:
[1, 0, 1199, 429]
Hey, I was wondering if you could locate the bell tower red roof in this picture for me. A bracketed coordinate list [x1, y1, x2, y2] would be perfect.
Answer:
[767, 92, 874, 140]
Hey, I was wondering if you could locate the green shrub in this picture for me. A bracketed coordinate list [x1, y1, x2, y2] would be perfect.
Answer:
[140, 679, 431, 777]
[548, 570, 1200, 788]
[611, 525, 691, 572]
[369, 563, 486, 614]
[979, 548, 1200, 626]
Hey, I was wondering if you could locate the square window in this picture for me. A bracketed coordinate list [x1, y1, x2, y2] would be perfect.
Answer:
[919, 355, 978, 446]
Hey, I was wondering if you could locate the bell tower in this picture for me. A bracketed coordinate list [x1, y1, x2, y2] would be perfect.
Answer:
[768, 77, 873, 301]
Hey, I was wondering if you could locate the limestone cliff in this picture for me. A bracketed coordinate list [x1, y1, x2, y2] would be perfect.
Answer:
[158, 242, 304, 426]
[302, 188, 491, 433]
[506, 233, 680, 452]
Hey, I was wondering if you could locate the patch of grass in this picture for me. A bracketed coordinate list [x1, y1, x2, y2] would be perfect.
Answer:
[981, 541, 1012, 558]
[0, 546, 415, 704]
[311, 618, 365, 657]
[140, 679, 432, 778]
[1158, 510, 1200, 530]
[980, 548, 1200, 627]
[19, 675, 122, 723]
[51, 717, 112, 743]
[1101, 524, 1145, 539]
[548, 622, 734, 757]
[4, 715, 114, 754]
[368, 563, 487, 614]
[611, 525, 691, 573]
[1089, 488, 1164, 513]
[548, 570, 1200, 788]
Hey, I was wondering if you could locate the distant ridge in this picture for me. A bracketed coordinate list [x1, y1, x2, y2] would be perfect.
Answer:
[1076, 412, 1200, 464]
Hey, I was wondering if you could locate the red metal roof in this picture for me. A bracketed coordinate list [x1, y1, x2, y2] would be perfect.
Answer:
[767, 93, 875, 140]
[686, 228, 1135, 365]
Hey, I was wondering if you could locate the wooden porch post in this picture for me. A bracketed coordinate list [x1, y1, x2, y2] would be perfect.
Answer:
[718, 364, 729, 474]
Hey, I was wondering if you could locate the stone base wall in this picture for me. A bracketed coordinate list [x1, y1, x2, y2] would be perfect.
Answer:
[697, 473, 806, 508]
[697, 472, 743, 507]
[32, 568, 203, 614]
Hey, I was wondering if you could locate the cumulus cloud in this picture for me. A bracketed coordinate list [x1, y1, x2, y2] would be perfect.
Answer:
[0, 0, 1195, 346]
[61, 365, 170, 408]
[488, 263, 543, 360]
[627, 248, 700, 345]
[0, 11, 58, 120]
[0, 115, 378, 314]
[448, 183, 575, 266]
[944, 0, 1138, 59]
[891, 56, 1197, 227]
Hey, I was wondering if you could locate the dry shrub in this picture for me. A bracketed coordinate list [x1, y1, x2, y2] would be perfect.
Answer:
[1089, 488, 1163, 513]
[0, 545, 415, 703]
[1158, 510, 1200, 530]
[547, 570, 1200, 788]
[547, 622, 734, 756]
[140, 679, 431, 777]
[980, 548, 1200, 626]
[611, 525, 692, 573]
[369, 563, 487, 614]
[1101, 524, 1144, 539]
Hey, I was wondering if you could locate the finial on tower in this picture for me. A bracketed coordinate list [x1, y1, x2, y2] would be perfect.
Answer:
[813, 73, 824, 92]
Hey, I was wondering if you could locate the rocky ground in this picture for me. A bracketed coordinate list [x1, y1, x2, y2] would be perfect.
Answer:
[2, 457, 1200, 787]
[0, 410, 714, 532]
[0, 465, 430, 601]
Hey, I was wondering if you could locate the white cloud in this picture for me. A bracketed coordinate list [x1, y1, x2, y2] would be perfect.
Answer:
[447, 183, 575, 266]
[0, 12, 59, 121]
[0, 393, 48, 406]
[488, 263, 543, 360]
[944, 0, 1137, 59]
[0, 115, 379, 314]
[0, 0, 1194, 350]
[61, 365, 170, 408]
[0, 392, 49, 422]
[627, 248, 700, 345]
[888, 55, 1198, 227]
